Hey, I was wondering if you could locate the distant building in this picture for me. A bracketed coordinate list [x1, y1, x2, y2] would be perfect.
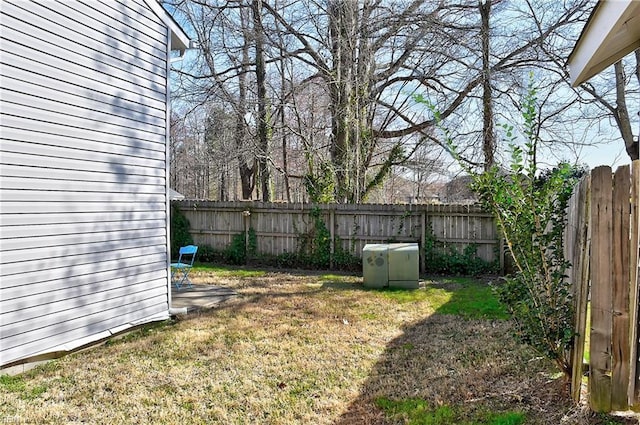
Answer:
[439, 175, 478, 204]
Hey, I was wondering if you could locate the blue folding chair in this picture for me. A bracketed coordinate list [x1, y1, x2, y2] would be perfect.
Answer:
[171, 245, 198, 289]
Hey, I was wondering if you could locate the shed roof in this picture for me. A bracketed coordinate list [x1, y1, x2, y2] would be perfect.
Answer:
[568, 0, 640, 86]
[169, 188, 185, 200]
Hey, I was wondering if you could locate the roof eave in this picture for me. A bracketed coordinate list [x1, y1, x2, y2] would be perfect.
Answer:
[567, 0, 640, 87]
[144, 0, 190, 53]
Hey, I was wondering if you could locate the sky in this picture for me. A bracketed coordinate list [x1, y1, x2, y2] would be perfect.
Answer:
[549, 100, 637, 171]
[576, 139, 631, 170]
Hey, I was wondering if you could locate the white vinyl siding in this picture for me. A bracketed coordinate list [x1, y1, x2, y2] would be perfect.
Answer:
[0, 0, 173, 366]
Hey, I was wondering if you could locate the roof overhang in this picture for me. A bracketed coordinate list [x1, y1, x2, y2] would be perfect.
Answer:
[567, 0, 640, 87]
[144, 0, 191, 54]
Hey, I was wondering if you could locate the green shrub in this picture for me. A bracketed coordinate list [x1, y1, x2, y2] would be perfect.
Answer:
[415, 74, 583, 379]
[333, 243, 361, 271]
[170, 203, 193, 259]
[480, 162, 580, 377]
[273, 252, 300, 268]
[308, 208, 331, 268]
[224, 232, 248, 265]
[195, 244, 223, 263]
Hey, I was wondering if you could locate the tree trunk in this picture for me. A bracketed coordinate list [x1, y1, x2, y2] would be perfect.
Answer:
[480, 0, 495, 170]
[280, 57, 292, 203]
[253, 0, 271, 201]
[328, 0, 355, 202]
[238, 32, 256, 199]
[352, 3, 375, 203]
[219, 163, 227, 201]
[614, 61, 638, 161]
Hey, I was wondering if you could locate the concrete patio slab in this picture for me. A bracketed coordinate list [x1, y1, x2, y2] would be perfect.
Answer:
[170, 284, 237, 313]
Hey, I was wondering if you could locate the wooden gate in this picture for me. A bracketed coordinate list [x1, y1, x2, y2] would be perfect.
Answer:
[568, 161, 640, 411]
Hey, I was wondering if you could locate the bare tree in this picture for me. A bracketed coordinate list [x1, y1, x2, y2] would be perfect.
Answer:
[252, 0, 272, 200]
[261, 0, 467, 202]
[169, 0, 260, 199]
[480, 0, 495, 170]
[543, 47, 639, 162]
[516, 1, 638, 163]
[168, 0, 620, 204]
[404, 0, 595, 170]
[170, 108, 212, 198]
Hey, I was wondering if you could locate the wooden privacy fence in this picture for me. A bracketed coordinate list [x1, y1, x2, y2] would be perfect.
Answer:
[173, 201, 501, 271]
[567, 161, 640, 412]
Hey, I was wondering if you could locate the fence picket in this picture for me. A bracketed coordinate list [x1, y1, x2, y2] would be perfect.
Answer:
[611, 166, 631, 410]
[589, 166, 614, 412]
[569, 175, 591, 403]
[631, 161, 640, 405]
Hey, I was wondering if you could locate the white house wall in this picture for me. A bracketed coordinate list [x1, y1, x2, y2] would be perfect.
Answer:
[0, 0, 175, 366]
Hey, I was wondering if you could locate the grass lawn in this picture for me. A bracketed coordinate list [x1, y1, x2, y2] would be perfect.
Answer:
[0, 267, 635, 424]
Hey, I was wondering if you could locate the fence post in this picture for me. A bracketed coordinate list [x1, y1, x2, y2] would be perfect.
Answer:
[330, 207, 335, 269]
[243, 209, 251, 265]
[420, 210, 426, 272]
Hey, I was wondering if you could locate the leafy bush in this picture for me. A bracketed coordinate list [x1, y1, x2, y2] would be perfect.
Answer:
[195, 244, 226, 263]
[305, 208, 332, 267]
[470, 79, 584, 378]
[332, 241, 362, 271]
[415, 75, 583, 380]
[192, 233, 254, 266]
[273, 252, 301, 269]
[224, 233, 247, 264]
[219, 228, 258, 265]
[170, 203, 193, 259]
[477, 161, 582, 377]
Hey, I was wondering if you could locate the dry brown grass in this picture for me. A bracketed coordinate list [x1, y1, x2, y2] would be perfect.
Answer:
[1, 269, 637, 424]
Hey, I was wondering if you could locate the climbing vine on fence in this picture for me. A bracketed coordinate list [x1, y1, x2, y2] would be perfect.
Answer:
[423, 223, 497, 276]
[294, 208, 359, 270]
